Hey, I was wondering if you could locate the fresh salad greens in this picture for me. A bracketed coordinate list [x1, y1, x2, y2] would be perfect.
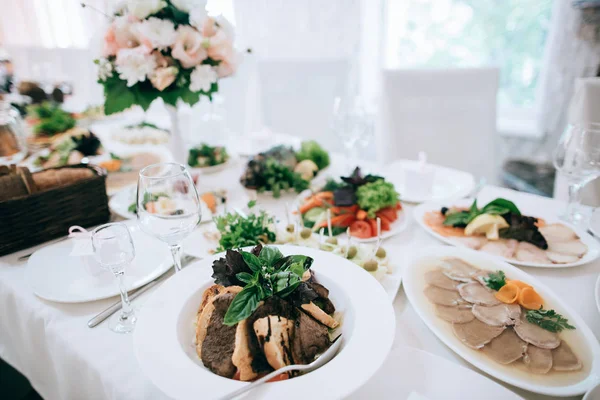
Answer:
[526, 307, 576, 333]
[499, 214, 548, 250]
[29, 102, 76, 136]
[214, 201, 277, 252]
[211, 244, 315, 325]
[443, 198, 521, 227]
[295, 140, 330, 170]
[257, 158, 309, 198]
[356, 180, 400, 219]
[188, 143, 229, 167]
[483, 270, 506, 291]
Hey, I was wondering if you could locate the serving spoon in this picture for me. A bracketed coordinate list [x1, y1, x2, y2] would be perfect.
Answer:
[218, 334, 343, 400]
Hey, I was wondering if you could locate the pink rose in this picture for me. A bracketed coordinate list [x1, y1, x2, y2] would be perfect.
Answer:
[171, 26, 207, 68]
[103, 16, 143, 57]
[150, 66, 178, 91]
[216, 59, 235, 78]
[206, 30, 233, 62]
[201, 17, 217, 37]
[153, 51, 174, 68]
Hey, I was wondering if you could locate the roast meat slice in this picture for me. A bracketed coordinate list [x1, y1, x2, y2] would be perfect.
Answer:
[441, 258, 480, 282]
[458, 282, 501, 306]
[481, 328, 527, 364]
[552, 341, 582, 371]
[539, 224, 578, 242]
[435, 305, 474, 323]
[424, 286, 468, 307]
[292, 310, 331, 365]
[479, 239, 518, 259]
[425, 270, 461, 291]
[546, 252, 580, 264]
[513, 316, 560, 350]
[471, 303, 521, 327]
[547, 240, 587, 257]
[452, 319, 505, 349]
[523, 345, 553, 374]
[514, 242, 551, 264]
[201, 293, 239, 378]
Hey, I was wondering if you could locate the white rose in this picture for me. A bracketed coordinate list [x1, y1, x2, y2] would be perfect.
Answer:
[189, 64, 218, 92]
[189, 7, 208, 30]
[171, 0, 207, 13]
[97, 58, 113, 81]
[127, 0, 166, 19]
[115, 47, 157, 87]
[134, 17, 177, 50]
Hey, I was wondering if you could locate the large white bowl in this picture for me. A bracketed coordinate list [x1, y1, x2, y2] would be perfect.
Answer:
[133, 244, 395, 400]
[403, 246, 600, 397]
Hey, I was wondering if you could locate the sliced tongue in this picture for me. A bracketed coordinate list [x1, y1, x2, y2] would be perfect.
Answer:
[552, 341, 582, 371]
[513, 315, 560, 349]
[524, 345, 553, 374]
[481, 328, 528, 364]
[458, 282, 501, 306]
[424, 286, 469, 307]
[435, 305, 474, 323]
[452, 319, 505, 349]
[425, 269, 461, 291]
[441, 258, 480, 282]
[471, 303, 521, 326]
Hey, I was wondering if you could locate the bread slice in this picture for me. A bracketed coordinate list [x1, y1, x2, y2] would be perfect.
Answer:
[301, 302, 339, 328]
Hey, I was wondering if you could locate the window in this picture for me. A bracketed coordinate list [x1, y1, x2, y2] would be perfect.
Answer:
[385, 0, 553, 117]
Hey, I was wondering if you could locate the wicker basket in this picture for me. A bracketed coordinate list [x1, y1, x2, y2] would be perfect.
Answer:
[0, 164, 110, 256]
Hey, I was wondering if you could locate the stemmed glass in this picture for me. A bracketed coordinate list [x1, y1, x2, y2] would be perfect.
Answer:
[137, 162, 201, 272]
[553, 122, 600, 225]
[91, 223, 137, 333]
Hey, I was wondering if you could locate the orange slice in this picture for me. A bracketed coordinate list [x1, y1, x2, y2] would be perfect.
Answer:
[495, 282, 520, 304]
[518, 287, 544, 310]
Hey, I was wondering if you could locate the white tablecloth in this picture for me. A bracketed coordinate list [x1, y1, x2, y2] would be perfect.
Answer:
[1, 159, 598, 400]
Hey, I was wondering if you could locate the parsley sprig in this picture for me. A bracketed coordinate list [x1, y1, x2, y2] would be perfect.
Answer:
[526, 307, 576, 333]
[483, 270, 506, 291]
[214, 201, 276, 252]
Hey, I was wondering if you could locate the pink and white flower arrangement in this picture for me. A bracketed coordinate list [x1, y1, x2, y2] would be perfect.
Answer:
[95, 0, 239, 114]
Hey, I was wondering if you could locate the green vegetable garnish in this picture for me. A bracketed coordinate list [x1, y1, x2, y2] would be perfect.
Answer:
[443, 198, 520, 227]
[188, 143, 229, 167]
[128, 192, 169, 214]
[295, 140, 330, 170]
[257, 159, 309, 198]
[526, 307, 575, 333]
[483, 270, 506, 291]
[356, 179, 400, 218]
[322, 178, 348, 192]
[29, 102, 76, 136]
[214, 201, 276, 252]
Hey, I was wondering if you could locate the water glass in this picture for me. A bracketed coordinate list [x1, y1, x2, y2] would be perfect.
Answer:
[91, 223, 136, 333]
[137, 162, 201, 272]
[331, 96, 374, 172]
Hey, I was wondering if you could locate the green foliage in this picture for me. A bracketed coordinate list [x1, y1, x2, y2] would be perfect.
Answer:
[188, 144, 229, 167]
[214, 205, 277, 252]
[29, 102, 76, 136]
[356, 179, 400, 218]
[483, 270, 506, 291]
[296, 140, 330, 170]
[443, 198, 521, 227]
[526, 307, 576, 333]
[258, 159, 310, 198]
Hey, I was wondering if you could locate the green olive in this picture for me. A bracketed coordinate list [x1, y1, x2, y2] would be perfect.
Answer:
[375, 247, 387, 258]
[325, 237, 338, 245]
[346, 245, 358, 259]
[319, 244, 334, 252]
[363, 259, 378, 272]
[300, 228, 312, 239]
[286, 224, 295, 233]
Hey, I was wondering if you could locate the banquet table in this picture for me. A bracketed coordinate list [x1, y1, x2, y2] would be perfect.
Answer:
[1, 154, 599, 400]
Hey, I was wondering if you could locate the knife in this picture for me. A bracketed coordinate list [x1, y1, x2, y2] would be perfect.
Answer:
[87, 255, 197, 328]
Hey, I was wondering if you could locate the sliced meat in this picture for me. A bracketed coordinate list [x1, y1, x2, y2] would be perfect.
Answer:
[232, 320, 258, 381]
[301, 302, 338, 328]
[307, 281, 336, 314]
[547, 240, 587, 257]
[471, 303, 521, 326]
[201, 293, 239, 378]
[514, 242, 551, 264]
[552, 341, 582, 371]
[425, 269, 460, 291]
[440, 258, 480, 282]
[546, 251, 580, 264]
[524, 346, 553, 374]
[482, 328, 528, 364]
[479, 239, 518, 259]
[254, 316, 295, 370]
[452, 319, 505, 349]
[449, 236, 488, 250]
[424, 285, 468, 306]
[539, 224, 578, 242]
[472, 270, 492, 287]
[292, 310, 331, 364]
[435, 304, 474, 323]
[513, 315, 560, 349]
[458, 282, 501, 306]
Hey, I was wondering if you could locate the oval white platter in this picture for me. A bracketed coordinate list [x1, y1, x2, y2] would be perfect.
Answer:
[109, 184, 213, 223]
[403, 245, 600, 397]
[26, 221, 172, 303]
[133, 244, 396, 400]
[413, 199, 600, 268]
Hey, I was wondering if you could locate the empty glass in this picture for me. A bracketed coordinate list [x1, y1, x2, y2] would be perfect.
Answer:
[331, 96, 374, 172]
[137, 162, 201, 272]
[91, 223, 137, 333]
[553, 122, 600, 225]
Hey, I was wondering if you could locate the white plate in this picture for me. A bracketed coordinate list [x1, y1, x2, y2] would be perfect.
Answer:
[403, 246, 600, 397]
[351, 346, 522, 399]
[413, 199, 600, 268]
[294, 189, 410, 243]
[109, 184, 213, 223]
[386, 160, 475, 203]
[133, 244, 395, 400]
[595, 274, 600, 314]
[26, 221, 172, 303]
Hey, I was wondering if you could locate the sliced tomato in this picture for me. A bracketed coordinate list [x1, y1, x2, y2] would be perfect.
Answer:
[317, 213, 356, 228]
[349, 220, 373, 238]
[377, 215, 391, 231]
[396, 201, 402, 210]
[367, 219, 377, 236]
[376, 207, 398, 222]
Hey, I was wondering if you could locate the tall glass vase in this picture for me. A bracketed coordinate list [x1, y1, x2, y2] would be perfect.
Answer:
[166, 104, 187, 165]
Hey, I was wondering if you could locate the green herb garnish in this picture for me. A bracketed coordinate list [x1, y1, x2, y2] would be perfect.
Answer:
[188, 143, 229, 167]
[128, 192, 169, 214]
[29, 102, 76, 136]
[257, 158, 309, 198]
[443, 198, 520, 227]
[322, 178, 348, 192]
[214, 201, 276, 252]
[295, 140, 330, 170]
[526, 307, 576, 333]
[483, 270, 506, 291]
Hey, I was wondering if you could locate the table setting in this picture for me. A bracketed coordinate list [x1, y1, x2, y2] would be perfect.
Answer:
[2, 2, 600, 400]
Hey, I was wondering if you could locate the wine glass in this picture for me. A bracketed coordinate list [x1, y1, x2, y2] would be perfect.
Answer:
[91, 223, 137, 333]
[553, 122, 600, 225]
[137, 162, 201, 272]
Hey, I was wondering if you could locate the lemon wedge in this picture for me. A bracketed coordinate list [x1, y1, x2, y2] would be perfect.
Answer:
[464, 214, 509, 240]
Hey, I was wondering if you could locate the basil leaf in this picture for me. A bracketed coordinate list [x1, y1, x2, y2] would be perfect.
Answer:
[469, 199, 478, 215]
[443, 211, 471, 226]
[480, 205, 510, 215]
[241, 251, 262, 272]
[236, 272, 255, 284]
[259, 246, 284, 266]
[272, 271, 302, 297]
[481, 198, 520, 215]
[223, 285, 262, 326]
[274, 254, 313, 274]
